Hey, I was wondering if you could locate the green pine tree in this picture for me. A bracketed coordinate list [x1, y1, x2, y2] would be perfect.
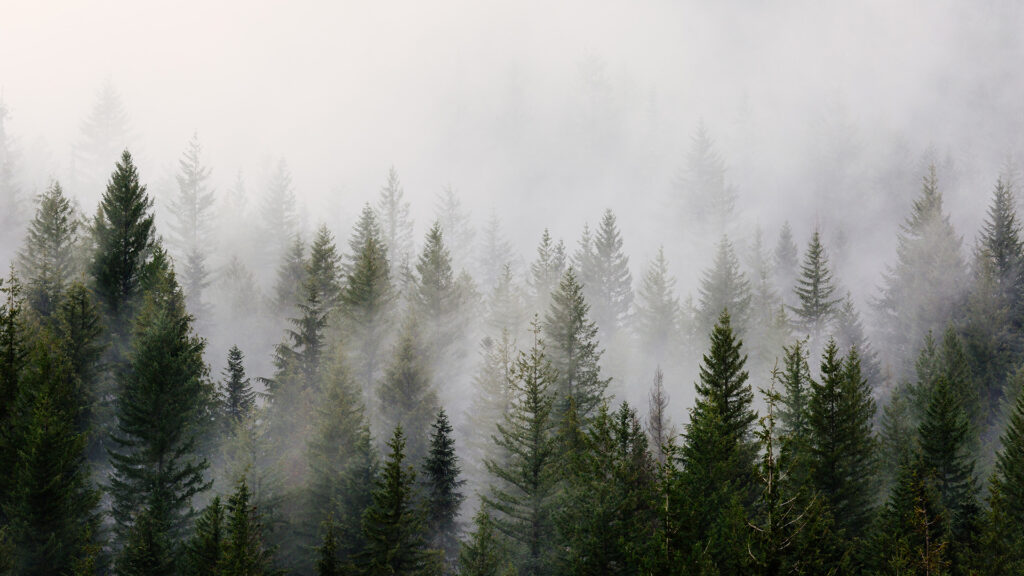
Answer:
[528, 229, 566, 314]
[221, 345, 256, 425]
[635, 247, 682, 366]
[378, 318, 439, 464]
[17, 181, 81, 318]
[484, 323, 559, 576]
[983, 379, 1024, 572]
[220, 479, 277, 576]
[579, 209, 633, 337]
[697, 235, 751, 337]
[182, 496, 225, 576]
[359, 426, 432, 576]
[790, 230, 840, 345]
[773, 222, 799, 302]
[543, 268, 609, 425]
[260, 158, 299, 266]
[458, 510, 514, 576]
[422, 408, 466, 567]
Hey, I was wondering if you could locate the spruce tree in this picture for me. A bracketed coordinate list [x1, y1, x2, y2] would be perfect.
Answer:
[543, 268, 610, 425]
[415, 222, 458, 343]
[340, 204, 394, 396]
[790, 229, 840, 345]
[90, 149, 157, 343]
[422, 408, 466, 567]
[359, 427, 431, 576]
[773, 222, 799, 301]
[378, 318, 439, 464]
[646, 366, 673, 464]
[260, 158, 299, 264]
[2, 337, 102, 575]
[806, 341, 877, 546]
[434, 185, 475, 274]
[776, 338, 813, 478]
[464, 330, 516, 483]
[315, 518, 342, 576]
[182, 497, 225, 576]
[221, 345, 256, 425]
[877, 164, 967, 380]
[528, 229, 566, 314]
[273, 235, 307, 318]
[54, 282, 105, 450]
[674, 121, 736, 234]
[485, 264, 524, 339]
[676, 309, 757, 574]
[17, 181, 81, 318]
[697, 235, 751, 337]
[377, 167, 415, 275]
[870, 460, 951, 575]
[634, 247, 682, 366]
[169, 134, 215, 321]
[220, 480, 277, 576]
[458, 510, 514, 576]
[308, 224, 343, 312]
[832, 292, 883, 390]
[484, 324, 558, 576]
[580, 209, 634, 337]
[0, 100, 25, 257]
[75, 79, 131, 203]
[984, 381, 1024, 571]
[477, 213, 516, 294]
[108, 266, 212, 552]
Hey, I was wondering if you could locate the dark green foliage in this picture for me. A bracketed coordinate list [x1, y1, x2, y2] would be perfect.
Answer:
[790, 230, 840, 343]
[458, 510, 514, 576]
[18, 181, 81, 318]
[832, 292, 883, 389]
[222, 345, 256, 425]
[90, 149, 157, 335]
[984, 384, 1024, 572]
[697, 236, 751, 336]
[108, 267, 212, 550]
[118, 509, 176, 576]
[543, 268, 609, 424]
[484, 325, 558, 575]
[870, 461, 951, 575]
[3, 336, 101, 576]
[221, 480, 277, 576]
[359, 427, 431, 576]
[806, 341, 877, 544]
[378, 319, 439, 463]
[555, 402, 657, 575]
[0, 271, 27, 430]
[183, 497, 225, 576]
[422, 409, 465, 566]
[676, 310, 757, 574]
[315, 519, 342, 576]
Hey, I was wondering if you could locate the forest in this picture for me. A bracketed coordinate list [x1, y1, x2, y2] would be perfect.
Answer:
[3, 2, 1024, 575]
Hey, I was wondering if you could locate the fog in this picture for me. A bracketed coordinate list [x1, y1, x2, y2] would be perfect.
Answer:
[3, 0, 1024, 423]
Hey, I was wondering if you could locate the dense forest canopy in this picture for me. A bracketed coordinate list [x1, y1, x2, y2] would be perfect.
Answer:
[3, 1, 1024, 574]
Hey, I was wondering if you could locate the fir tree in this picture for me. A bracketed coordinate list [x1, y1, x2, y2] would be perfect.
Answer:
[220, 480, 277, 576]
[870, 460, 950, 576]
[272, 235, 307, 317]
[477, 212, 516, 294]
[543, 268, 610, 425]
[676, 309, 757, 574]
[773, 222, 799, 305]
[54, 282, 105, 446]
[75, 79, 131, 203]
[806, 341, 877, 546]
[108, 267, 212, 552]
[984, 380, 1024, 571]
[580, 209, 634, 337]
[646, 366, 673, 465]
[222, 345, 256, 425]
[464, 331, 516, 483]
[458, 510, 514, 576]
[832, 292, 883, 390]
[90, 149, 157, 342]
[485, 264, 525, 339]
[422, 408, 466, 567]
[484, 324, 559, 576]
[415, 222, 458, 341]
[315, 518, 344, 576]
[697, 235, 751, 337]
[776, 338, 813, 476]
[877, 164, 967, 380]
[635, 247, 681, 366]
[377, 167, 415, 275]
[17, 181, 81, 318]
[182, 497, 225, 576]
[0, 100, 25, 256]
[790, 230, 840, 345]
[118, 508, 175, 576]
[359, 427, 432, 576]
[528, 229, 566, 314]
[378, 318, 439, 464]
[260, 158, 299, 263]
[434, 185, 475, 274]
[674, 121, 736, 234]
[2, 337, 102, 576]
[169, 134, 216, 321]
[307, 224, 343, 313]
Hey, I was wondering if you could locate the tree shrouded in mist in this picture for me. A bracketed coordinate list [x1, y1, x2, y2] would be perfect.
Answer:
[18, 181, 81, 319]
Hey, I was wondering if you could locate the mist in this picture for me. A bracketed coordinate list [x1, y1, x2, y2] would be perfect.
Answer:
[3, 1, 1024, 573]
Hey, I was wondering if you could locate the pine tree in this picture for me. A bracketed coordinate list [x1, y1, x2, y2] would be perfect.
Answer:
[646, 366, 673, 465]
[458, 510, 514, 576]
[434, 185, 475, 274]
[580, 209, 634, 337]
[118, 508, 175, 576]
[877, 164, 967, 380]
[377, 167, 415, 275]
[220, 480, 277, 575]
[635, 247, 681, 365]
[832, 293, 883, 390]
[676, 309, 757, 574]
[169, 134, 216, 321]
[806, 341, 877, 546]
[528, 229, 566, 314]
[222, 345, 256, 425]
[555, 402, 658, 575]
[108, 267, 212, 552]
[422, 408, 466, 566]
[315, 518, 342, 576]
[776, 338, 813, 475]
[54, 282, 105, 449]
[90, 149, 157, 342]
[773, 222, 799, 305]
[306, 349, 375, 564]
[484, 324, 558, 576]
[308, 224, 343, 312]
[378, 318, 439, 464]
[697, 235, 751, 337]
[485, 264, 524, 339]
[0, 271, 28, 438]
[674, 121, 736, 234]
[977, 177, 1024, 312]
[790, 230, 840, 345]
[870, 460, 951, 576]
[272, 235, 307, 317]
[359, 427, 432, 576]
[75, 79, 131, 204]
[2, 337, 102, 575]
[477, 213, 516, 294]
[0, 99, 25, 258]
[340, 204, 394, 396]
[464, 331, 516, 483]
[182, 497, 225, 576]
[984, 381, 1024, 571]
[260, 158, 299, 264]
[17, 181, 81, 318]
[543, 268, 610, 425]
[415, 222, 458, 340]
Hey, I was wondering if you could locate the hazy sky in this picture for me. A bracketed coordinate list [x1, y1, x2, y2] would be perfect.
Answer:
[3, 0, 1023, 297]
